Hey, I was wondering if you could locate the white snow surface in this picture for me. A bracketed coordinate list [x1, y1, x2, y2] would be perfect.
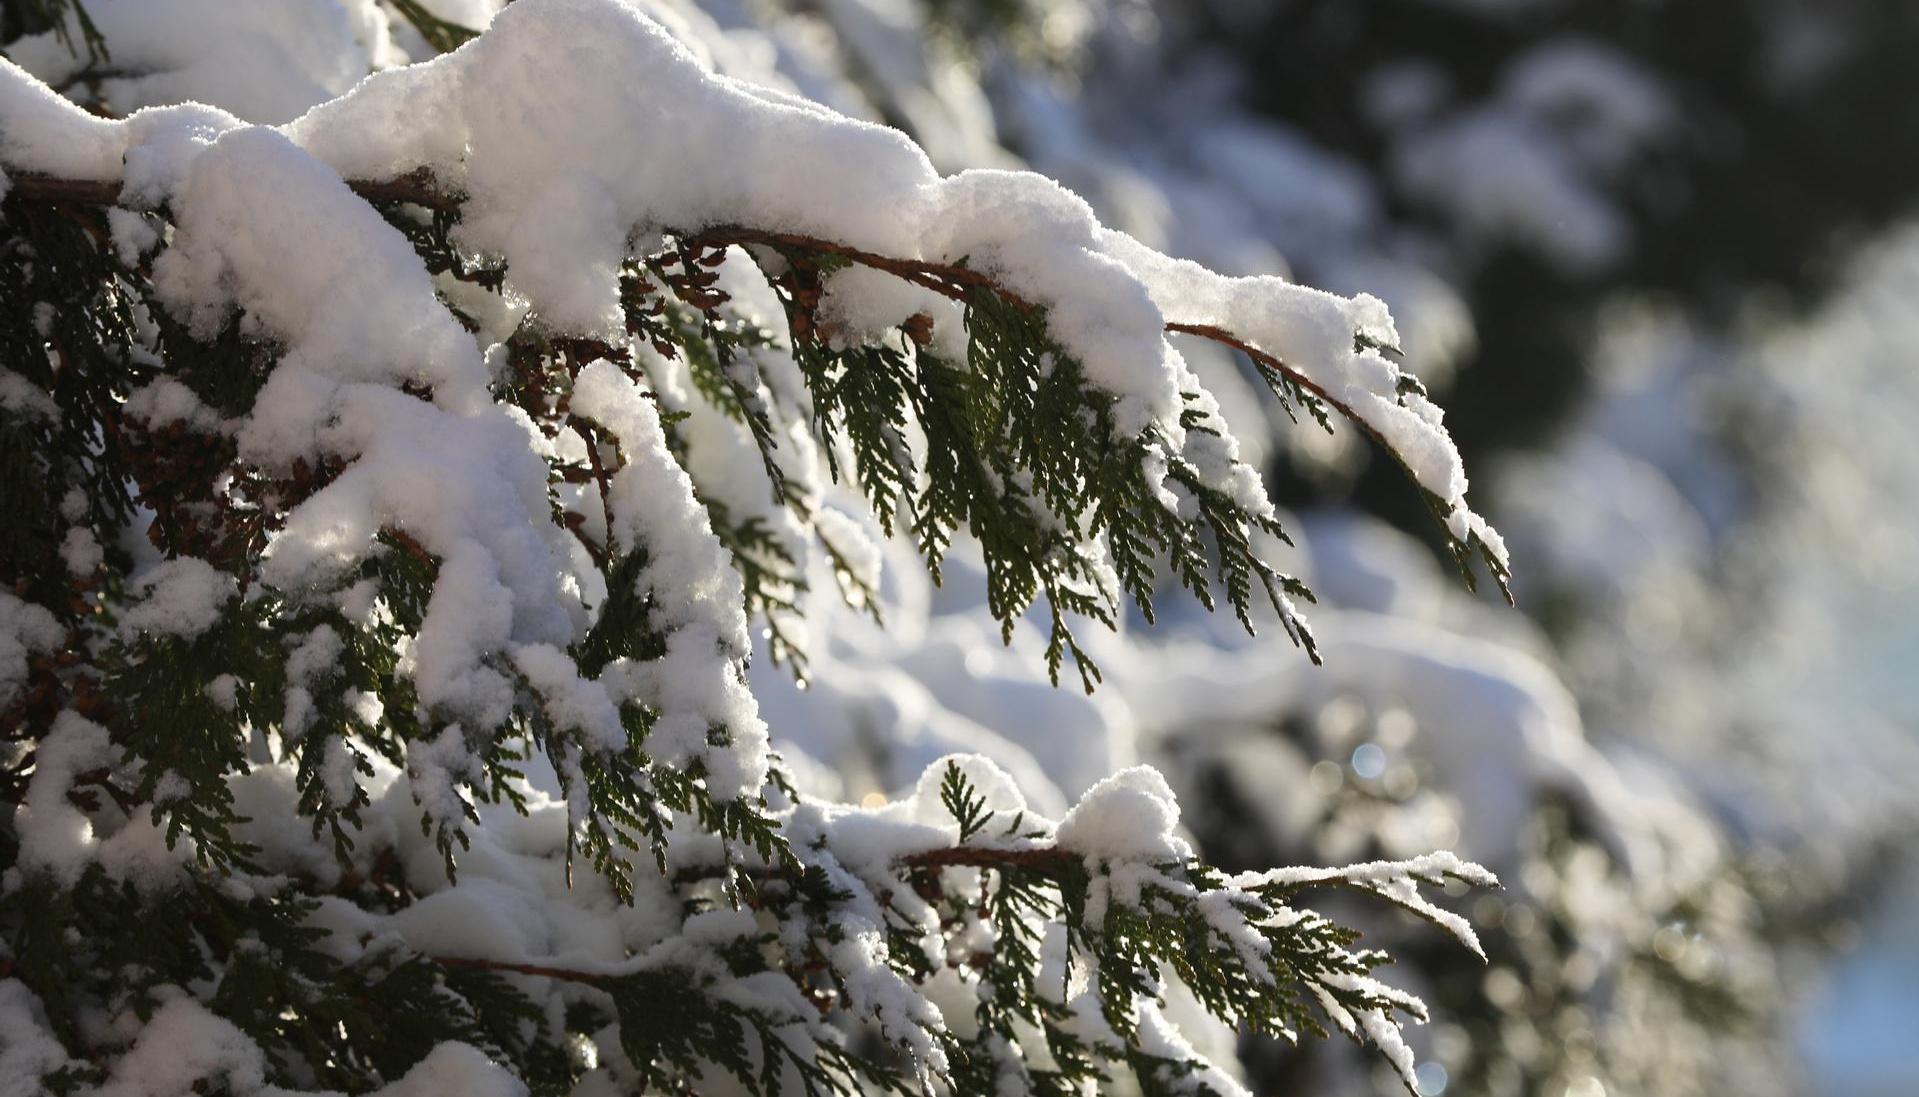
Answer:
[0, 0, 1503, 762]
[0, 2, 1556, 1091]
[0, 591, 63, 710]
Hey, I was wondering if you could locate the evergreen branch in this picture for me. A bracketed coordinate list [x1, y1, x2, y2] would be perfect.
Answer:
[432, 954, 606, 985]
[901, 845, 1077, 873]
[2, 170, 1488, 561]
[1, 168, 459, 213]
[388, 0, 481, 54]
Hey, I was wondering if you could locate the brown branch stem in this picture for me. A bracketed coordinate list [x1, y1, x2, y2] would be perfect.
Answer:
[3, 169, 1336, 416]
[899, 845, 1076, 872]
[433, 954, 607, 985]
[1164, 321, 1385, 452]
[432, 842, 1078, 987]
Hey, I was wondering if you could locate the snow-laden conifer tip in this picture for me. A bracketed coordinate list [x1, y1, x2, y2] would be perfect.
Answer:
[0, 1, 1515, 1092]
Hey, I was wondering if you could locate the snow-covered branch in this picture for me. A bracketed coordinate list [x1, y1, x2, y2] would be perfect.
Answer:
[0, 0, 1515, 1093]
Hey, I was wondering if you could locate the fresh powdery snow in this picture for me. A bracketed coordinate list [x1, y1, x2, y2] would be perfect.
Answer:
[0, 0, 1498, 795]
[0, 0, 1512, 1092]
[0, 0, 1502, 540]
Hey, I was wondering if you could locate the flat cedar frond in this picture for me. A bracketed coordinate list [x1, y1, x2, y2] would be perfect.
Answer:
[0, 2, 1507, 1094]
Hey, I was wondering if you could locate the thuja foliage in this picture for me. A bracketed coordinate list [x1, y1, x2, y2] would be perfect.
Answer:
[0, 7, 1504, 1097]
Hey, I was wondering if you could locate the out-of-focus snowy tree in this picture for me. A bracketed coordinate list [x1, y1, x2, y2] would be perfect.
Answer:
[625, 2, 1919, 1095]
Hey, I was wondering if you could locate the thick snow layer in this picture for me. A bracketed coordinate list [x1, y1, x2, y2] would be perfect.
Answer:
[0, 3, 1544, 1089]
[14, 712, 114, 886]
[1054, 765, 1191, 863]
[571, 359, 768, 797]
[0, 980, 81, 1095]
[0, 0, 1507, 738]
[268, 0, 1485, 486]
[0, 591, 63, 710]
[8, 0, 397, 125]
[118, 557, 237, 641]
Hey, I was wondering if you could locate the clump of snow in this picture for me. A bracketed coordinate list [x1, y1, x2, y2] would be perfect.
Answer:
[123, 378, 226, 434]
[0, 370, 60, 422]
[371, 1041, 528, 1097]
[510, 642, 624, 753]
[93, 996, 269, 1097]
[155, 126, 490, 414]
[0, 55, 126, 179]
[571, 358, 769, 798]
[13, 712, 115, 886]
[268, 0, 1461, 468]
[118, 557, 237, 641]
[908, 752, 1035, 831]
[60, 527, 103, 578]
[816, 263, 965, 361]
[1055, 764, 1191, 863]
[288, 0, 946, 335]
[0, 591, 64, 709]
[0, 980, 81, 1093]
[107, 206, 161, 264]
[7, 0, 397, 125]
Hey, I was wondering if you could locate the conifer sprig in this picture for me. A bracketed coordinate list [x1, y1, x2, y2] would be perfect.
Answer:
[1, 7, 1504, 1091]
